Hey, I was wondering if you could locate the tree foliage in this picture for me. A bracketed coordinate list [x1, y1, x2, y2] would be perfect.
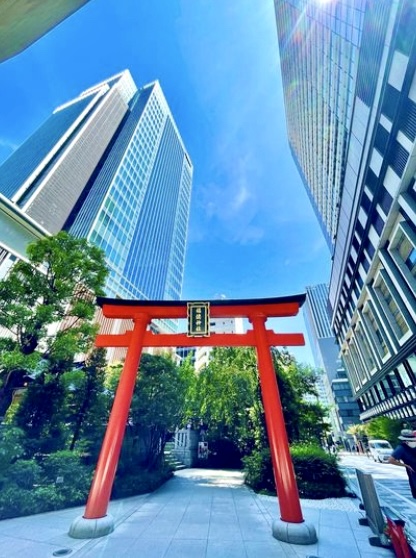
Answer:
[274, 353, 328, 443]
[365, 416, 403, 445]
[0, 232, 108, 419]
[63, 348, 108, 453]
[186, 347, 329, 464]
[346, 423, 367, 439]
[188, 347, 258, 452]
[107, 353, 195, 471]
[0, 231, 107, 369]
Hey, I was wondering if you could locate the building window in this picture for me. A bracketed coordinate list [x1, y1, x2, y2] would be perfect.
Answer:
[377, 382, 386, 400]
[374, 275, 409, 338]
[378, 186, 393, 215]
[389, 223, 416, 288]
[366, 168, 378, 194]
[405, 246, 416, 275]
[407, 353, 416, 375]
[397, 364, 413, 388]
[374, 124, 389, 155]
[355, 325, 376, 372]
[388, 139, 410, 178]
[364, 238, 375, 258]
[363, 304, 389, 358]
[388, 370, 401, 393]
[395, 4, 416, 56]
[382, 377, 394, 397]
[372, 386, 380, 404]
[372, 211, 385, 235]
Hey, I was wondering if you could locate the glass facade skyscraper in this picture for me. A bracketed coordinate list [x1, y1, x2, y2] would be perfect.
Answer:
[304, 284, 360, 435]
[276, 1, 416, 423]
[0, 71, 193, 320]
[275, 0, 364, 250]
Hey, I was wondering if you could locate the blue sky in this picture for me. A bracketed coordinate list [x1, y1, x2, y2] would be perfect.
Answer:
[0, 0, 331, 364]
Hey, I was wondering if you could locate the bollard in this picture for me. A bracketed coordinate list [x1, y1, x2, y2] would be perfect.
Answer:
[384, 510, 413, 558]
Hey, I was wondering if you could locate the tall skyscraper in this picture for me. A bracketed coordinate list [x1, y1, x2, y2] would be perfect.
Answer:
[304, 284, 360, 436]
[305, 284, 340, 382]
[0, 71, 193, 323]
[276, 1, 416, 423]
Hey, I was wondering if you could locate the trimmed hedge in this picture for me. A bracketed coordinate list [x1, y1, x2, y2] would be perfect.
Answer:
[112, 467, 173, 499]
[243, 444, 347, 499]
[0, 451, 172, 520]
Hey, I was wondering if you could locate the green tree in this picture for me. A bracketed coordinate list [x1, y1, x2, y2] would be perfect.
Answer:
[0, 232, 107, 369]
[12, 377, 68, 454]
[365, 416, 403, 445]
[346, 423, 367, 452]
[63, 348, 108, 454]
[274, 353, 328, 444]
[106, 353, 195, 471]
[0, 232, 108, 451]
[187, 347, 329, 465]
[191, 347, 258, 452]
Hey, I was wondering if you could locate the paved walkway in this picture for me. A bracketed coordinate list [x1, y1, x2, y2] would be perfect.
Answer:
[341, 459, 416, 550]
[0, 469, 394, 558]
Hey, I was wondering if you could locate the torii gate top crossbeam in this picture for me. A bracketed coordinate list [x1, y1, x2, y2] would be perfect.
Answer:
[97, 294, 306, 320]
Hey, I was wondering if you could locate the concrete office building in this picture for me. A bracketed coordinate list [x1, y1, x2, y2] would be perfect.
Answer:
[0, 71, 193, 334]
[276, 0, 416, 422]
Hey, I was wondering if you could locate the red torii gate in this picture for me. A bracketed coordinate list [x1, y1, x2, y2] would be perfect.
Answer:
[69, 295, 317, 544]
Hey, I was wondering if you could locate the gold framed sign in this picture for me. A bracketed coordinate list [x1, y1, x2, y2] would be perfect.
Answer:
[187, 302, 210, 337]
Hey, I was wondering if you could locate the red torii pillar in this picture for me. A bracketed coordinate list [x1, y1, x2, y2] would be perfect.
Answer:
[69, 295, 317, 544]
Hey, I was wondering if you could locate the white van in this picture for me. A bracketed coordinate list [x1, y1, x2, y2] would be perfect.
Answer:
[368, 439, 393, 463]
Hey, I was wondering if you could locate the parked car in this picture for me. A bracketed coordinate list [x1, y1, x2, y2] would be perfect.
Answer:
[368, 439, 393, 462]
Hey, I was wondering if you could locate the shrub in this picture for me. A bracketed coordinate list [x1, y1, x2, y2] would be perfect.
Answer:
[243, 444, 347, 499]
[33, 485, 66, 511]
[39, 450, 93, 504]
[242, 448, 276, 493]
[0, 486, 40, 519]
[6, 459, 42, 489]
[112, 466, 173, 499]
[291, 444, 346, 498]
[0, 425, 25, 478]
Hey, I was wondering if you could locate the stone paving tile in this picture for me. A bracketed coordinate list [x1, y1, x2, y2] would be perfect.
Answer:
[173, 520, 210, 539]
[123, 509, 160, 522]
[164, 538, 207, 558]
[75, 535, 138, 558]
[319, 508, 351, 526]
[206, 539, 247, 558]
[139, 517, 182, 538]
[359, 550, 395, 558]
[208, 518, 243, 541]
[0, 539, 68, 558]
[278, 540, 311, 557]
[239, 521, 273, 542]
[316, 546, 361, 558]
[245, 540, 293, 557]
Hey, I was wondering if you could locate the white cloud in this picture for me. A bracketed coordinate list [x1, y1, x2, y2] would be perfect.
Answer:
[0, 137, 18, 151]
[0, 137, 18, 165]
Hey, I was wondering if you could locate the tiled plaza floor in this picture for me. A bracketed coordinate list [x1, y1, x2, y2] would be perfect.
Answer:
[0, 469, 395, 558]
